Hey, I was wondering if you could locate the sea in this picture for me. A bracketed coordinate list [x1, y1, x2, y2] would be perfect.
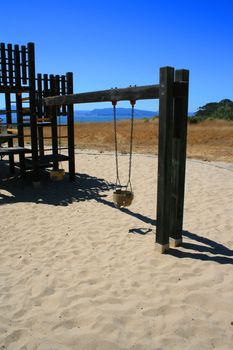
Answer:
[0, 109, 158, 124]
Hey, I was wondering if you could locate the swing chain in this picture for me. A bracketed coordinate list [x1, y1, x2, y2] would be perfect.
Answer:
[112, 100, 121, 188]
[126, 99, 135, 191]
[112, 98, 135, 191]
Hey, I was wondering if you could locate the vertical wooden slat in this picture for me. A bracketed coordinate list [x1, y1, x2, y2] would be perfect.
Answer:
[170, 70, 189, 246]
[16, 91, 25, 175]
[43, 74, 49, 118]
[66, 72, 75, 181]
[0, 43, 7, 85]
[7, 44, 14, 86]
[28, 42, 39, 182]
[61, 75, 67, 115]
[49, 74, 59, 170]
[5, 93, 15, 173]
[155, 66, 175, 253]
[14, 44, 25, 175]
[55, 74, 61, 116]
[37, 73, 44, 157]
[14, 45, 21, 88]
[21, 45, 27, 84]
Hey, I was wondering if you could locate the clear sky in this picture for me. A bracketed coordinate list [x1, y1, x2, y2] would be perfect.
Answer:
[1, 0, 233, 112]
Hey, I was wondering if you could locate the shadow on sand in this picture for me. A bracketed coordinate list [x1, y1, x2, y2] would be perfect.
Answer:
[167, 231, 233, 265]
[0, 168, 156, 225]
[1, 166, 232, 265]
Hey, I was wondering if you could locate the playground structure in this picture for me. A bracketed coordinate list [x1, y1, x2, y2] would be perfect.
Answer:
[0, 41, 189, 253]
[43, 67, 189, 253]
[0, 42, 75, 182]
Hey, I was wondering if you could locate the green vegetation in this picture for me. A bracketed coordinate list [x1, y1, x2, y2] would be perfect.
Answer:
[190, 99, 233, 123]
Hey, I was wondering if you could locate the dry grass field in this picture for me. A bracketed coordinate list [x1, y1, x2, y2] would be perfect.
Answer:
[43, 119, 233, 163]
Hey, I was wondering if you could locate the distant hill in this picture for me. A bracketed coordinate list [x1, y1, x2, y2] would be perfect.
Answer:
[191, 99, 233, 123]
[74, 108, 157, 122]
[75, 108, 157, 117]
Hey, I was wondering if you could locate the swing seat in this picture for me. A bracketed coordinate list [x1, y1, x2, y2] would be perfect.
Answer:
[50, 169, 65, 181]
[113, 189, 134, 208]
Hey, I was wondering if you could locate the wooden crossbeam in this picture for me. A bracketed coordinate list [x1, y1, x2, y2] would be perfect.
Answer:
[43, 84, 160, 106]
[42, 82, 187, 106]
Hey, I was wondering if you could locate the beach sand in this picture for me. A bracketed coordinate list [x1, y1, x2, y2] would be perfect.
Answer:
[0, 151, 233, 349]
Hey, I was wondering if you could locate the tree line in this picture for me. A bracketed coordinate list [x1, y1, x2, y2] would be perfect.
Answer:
[190, 99, 233, 123]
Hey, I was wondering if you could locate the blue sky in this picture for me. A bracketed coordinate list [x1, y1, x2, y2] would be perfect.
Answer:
[1, 0, 233, 112]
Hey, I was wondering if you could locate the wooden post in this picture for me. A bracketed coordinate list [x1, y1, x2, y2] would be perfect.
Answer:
[28, 42, 39, 182]
[5, 93, 15, 173]
[7, 44, 14, 86]
[155, 67, 175, 253]
[37, 74, 44, 157]
[21, 46, 27, 85]
[66, 72, 75, 181]
[14, 44, 25, 176]
[49, 74, 59, 171]
[170, 70, 189, 247]
[61, 75, 67, 115]
[0, 43, 7, 86]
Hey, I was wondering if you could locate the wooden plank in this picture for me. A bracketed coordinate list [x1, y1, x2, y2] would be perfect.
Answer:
[16, 91, 25, 175]
[66, 72, 75, 181]
[0, 147, 31, 155]
[0, 134, 19, 140]
[43, 82, 187, 106]
[55, 75, 61, 116]
[61, 75, 67, 115]
[170, 70, 189, 246]
[21, 45, 27, 84]
[37, 73, 44, 157]
[0, 43, 7, 85]
[28, 42, 39, 181]
[7, 44, 14, 86]
[49, 74, 59, 170]
[14, 45, 21, 88]
[0, 86, 30, 93]
[5, 93, 15, 173]
[43, 84, 160, 106]
[43, 73, 49, 118]
[155, 67, 175, 252]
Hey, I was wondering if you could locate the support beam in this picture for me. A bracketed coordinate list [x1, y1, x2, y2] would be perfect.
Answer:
[170, 70, 189, 244]
[28, 42, 39, 182]
[43, 84, 160, 106]
[155, 67, 175, 253]
[5, 93, 15, 174]
[50, 74, 59, 171]
[43, 82, 187, 106]
[66, 72, 75, 181]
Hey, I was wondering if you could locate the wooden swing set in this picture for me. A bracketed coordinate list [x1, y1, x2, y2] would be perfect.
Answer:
[0, 42, 189, 253]
[43, 67, 189, 253]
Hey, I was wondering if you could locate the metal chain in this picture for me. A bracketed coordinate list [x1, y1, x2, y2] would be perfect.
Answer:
[112, 99, 135, 191]
[126, 100, 135, 191]
[112, 101, 121, 188]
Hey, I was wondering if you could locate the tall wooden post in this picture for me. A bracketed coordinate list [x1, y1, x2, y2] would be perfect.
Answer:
[14, 44, 25, 176]
[50, 74, 59, 171]
[156, 67, 175, 253]
[170, 70, 189, 246]
[66, 72, 75, 181]
[28, 42, 39, 183]
[37, 73, 44, 157]
[5, 93, 15, 173]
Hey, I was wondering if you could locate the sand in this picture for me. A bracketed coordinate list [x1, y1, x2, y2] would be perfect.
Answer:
[0, 151, 233, 350]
